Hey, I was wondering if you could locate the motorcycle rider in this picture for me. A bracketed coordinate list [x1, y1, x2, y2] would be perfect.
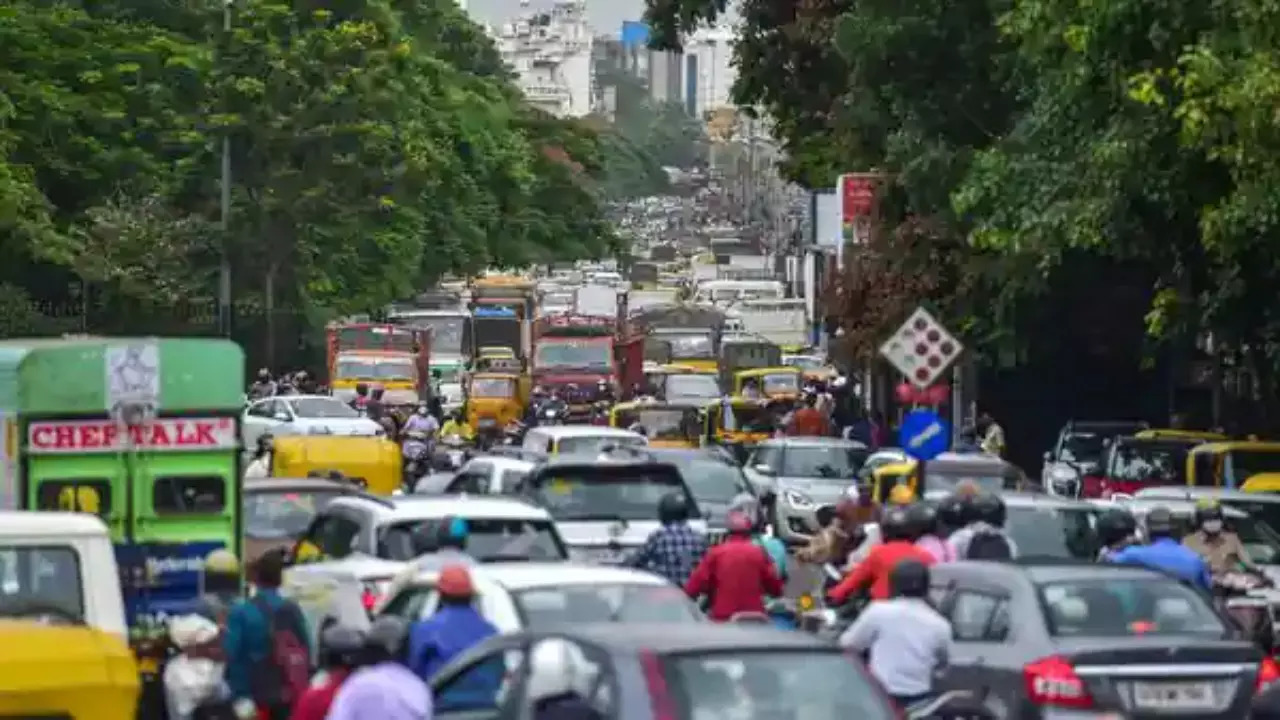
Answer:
[796, 494, 876, 566]
[1107, 506, 1212, 590]
[908, 503, 954, 563]
[828, 505, 936, 604]
[349, 383, 370, 414]
[407, 565, 498, 688]
[326, 616, 430, 720]
[685, 510, 784, 621]
[728, 493, 788, 582]
[839, 559, 950, 711]
[1096, 506, 1140, 561]
[1183, 499, 1259, 577]
[249, 368, 276, 399]
[289, 625, 365, 720]
[628, 493, 708, 587]
[948, 492, 1017, 560]
[524, 386, 547, 427]
[365, 385, 387, 422]
[401, 402, 439, 437]
[439, 409, 474, 441]
[847, 484, 917, 564]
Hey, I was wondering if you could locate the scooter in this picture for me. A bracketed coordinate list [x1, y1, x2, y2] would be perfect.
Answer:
[906, 690, 996, 720]
[401, 432, 430, 487]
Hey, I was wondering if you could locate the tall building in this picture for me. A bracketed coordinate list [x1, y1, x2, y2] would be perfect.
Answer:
[492, 0, 594, 117]
[681, 26, 735, 117]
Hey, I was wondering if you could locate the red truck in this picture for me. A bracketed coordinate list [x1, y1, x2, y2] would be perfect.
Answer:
[531, 312, 644, 417]
[326, 322, 432, 406]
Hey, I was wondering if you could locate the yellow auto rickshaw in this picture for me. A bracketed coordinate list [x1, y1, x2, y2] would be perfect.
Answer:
[271, 435, 402, 495]
[735, 367, 803, 400]
[1242, 473, 1280, 494]
[1186, 441, 1280, 488]
[0, 621, 139, 719]
[466, 372, 523, 432]
[609, 399, 704, 448]
[702, 397, 786, 461]
[1136, 428, 1229, 442]
[869, 453, 1028, 503]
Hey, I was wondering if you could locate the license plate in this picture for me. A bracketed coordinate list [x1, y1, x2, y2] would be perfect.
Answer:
[1132, 681, 1215, 710]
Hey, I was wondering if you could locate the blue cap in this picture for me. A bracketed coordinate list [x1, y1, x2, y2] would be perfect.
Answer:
[447, 517, 469, 539]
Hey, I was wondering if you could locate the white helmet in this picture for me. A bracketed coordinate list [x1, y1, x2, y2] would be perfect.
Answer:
[526, 638, 598, 703]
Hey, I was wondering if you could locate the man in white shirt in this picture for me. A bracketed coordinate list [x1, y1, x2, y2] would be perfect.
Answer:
[838, 559, 950, 709]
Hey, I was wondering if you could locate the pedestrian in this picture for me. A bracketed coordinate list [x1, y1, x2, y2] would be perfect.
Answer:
[164, 614, 230, 720]
[327, 617, 432, 720]
[223, 549, 312, 720]
[244, 435, 273, 479]
[976, 410, 1005, 457]
[289, 625, 365, 720]
[627, 493, 708, 587]
[407, 565, 501, 707]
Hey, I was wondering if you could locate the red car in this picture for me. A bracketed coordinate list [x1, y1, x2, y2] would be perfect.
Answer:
[1082, 436, 1203, 498]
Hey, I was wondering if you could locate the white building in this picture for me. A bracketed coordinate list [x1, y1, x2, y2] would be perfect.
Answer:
[492, 0, 594, 117]
[680, 26, 736, 118]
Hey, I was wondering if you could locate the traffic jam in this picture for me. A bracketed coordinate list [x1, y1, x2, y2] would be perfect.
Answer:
[5, 255, 1280, 720]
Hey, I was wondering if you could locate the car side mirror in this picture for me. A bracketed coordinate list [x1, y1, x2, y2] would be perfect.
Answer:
[274, 412, 291, 422]
[753, 464, 775, 476]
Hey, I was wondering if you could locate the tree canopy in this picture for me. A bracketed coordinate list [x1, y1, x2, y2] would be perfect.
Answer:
[0, 0, 622, 361]
[646, 0, 1280, 425]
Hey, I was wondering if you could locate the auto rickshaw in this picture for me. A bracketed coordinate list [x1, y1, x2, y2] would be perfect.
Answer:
[1242, 473, 1280, 494]
[734, 367, 803, 400]
[1186, 441, 1280, 488]
[466, 372, 523, 434]
[1136, 428, 1229, 442]
[703, 396, 786, 463]
[869, 453, 1030, 503]
[271, 435, 402, 495]
[609, 399, 704, 448]
[0, 621, 139, 719]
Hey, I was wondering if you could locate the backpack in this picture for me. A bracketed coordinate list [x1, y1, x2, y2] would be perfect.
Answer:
[965, 530, 1013, 560]
[250, 595, 310, 707]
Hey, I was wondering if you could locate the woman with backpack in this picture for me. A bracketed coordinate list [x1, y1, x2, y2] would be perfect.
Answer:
[947, 492, 1017, 560]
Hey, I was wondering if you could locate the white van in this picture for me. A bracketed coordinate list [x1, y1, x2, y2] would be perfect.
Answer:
[0, 511, 126, 637]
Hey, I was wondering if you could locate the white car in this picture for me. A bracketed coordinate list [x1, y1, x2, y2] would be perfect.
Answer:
[439, 455, 537, 495]
[376, 562, 703, 631]
[521, 425, 648, 456]
[242, 394, 382, 448]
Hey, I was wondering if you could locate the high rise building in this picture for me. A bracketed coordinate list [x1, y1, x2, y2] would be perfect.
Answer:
[492, 0, 594, 117]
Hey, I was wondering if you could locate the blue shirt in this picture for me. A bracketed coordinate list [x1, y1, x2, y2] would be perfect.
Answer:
[1109, 538, 1212, 590]
[628, 522, 709, 587]
[409, 605, 501, 710]
[222, 588, 313, 701]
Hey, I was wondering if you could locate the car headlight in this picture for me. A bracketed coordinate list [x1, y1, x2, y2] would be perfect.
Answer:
[783, 489, 815, 510]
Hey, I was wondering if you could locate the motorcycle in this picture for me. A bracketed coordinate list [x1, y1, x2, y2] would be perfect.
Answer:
[906, 690, 996, 720]
[401, 431, 430, 486]
[1215, 570, 1278, 650]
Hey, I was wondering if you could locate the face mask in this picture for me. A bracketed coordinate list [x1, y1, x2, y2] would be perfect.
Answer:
[417, 407, 427, 416]
[1202, 519, 1224, 534]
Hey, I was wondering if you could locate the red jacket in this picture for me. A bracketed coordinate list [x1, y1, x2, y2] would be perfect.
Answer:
[288, 668, 350, 720]
[829, 540, 936, 602]
[789, 408, 831, 437]
[684, 536, 784, 621]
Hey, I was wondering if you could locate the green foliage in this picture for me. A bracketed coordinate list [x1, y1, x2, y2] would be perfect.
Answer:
[0, 0, 617, 351]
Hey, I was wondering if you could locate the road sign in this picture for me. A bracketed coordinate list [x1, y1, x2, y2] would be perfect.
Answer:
[879, 307, 963, 389]
[899, 409, 951, 461]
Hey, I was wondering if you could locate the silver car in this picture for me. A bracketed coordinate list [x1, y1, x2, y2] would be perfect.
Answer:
[743, 437, 870, 545]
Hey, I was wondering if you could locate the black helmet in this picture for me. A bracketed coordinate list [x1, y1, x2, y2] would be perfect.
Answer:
[355, 382, 369, 395]
[1193, 499, 1224, 526]
[658, 492, 690, 524]
[936, 495, 966, 530]
[1097, 507, 1137, 547]
[364, 616, 410, 662]
[904, 503, 938, 540]
[889, 559, 930, 599]
[881, 505, 913, 542]
[1145, 506, 1176, 538]
[971, 492, 1006, 527]
[320, 625, 365, 668]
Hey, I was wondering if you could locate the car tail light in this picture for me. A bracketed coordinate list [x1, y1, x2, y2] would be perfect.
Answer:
[639, 651, 678, 720]
[1257, 656, 1280, 692]
[1080, 476, 1105, 498]
[361, 589, 378, 612]
[1024, 655, 1093, 708]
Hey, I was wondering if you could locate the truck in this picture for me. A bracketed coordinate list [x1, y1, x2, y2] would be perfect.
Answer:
[0, 337, 243, 675]
[470, 275, 536, 358]
[532, 312, 644, 418]
[387, 307, 470, 410]
[326, 322, 431, 407]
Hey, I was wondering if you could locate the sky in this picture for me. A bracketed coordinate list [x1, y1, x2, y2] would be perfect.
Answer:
[463, 0, 645, 35]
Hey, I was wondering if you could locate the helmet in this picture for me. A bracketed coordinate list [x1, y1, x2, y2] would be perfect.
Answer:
[256, 433, 274, 452]
[1145, 506, 1176, 538]
[437, 516, 469, 550]
[257, 368, 270, 379]
[881, 505, 913, 542]
[526, 638, 599, 704]
[658, 492, 690, 524]
[1193, 498, 1224, 526]
[889, 559, 930, 599]
[320, 625, 365, 668]
[728, 493, 760, 527]
[355, 382, 369, 394]
[887, 484, 915, 506]
[971, 492, 1006, 527]
[904, 503, 938, 539]
[364, 616, 410, 661]
[936, 494, 966, 530]
[437, 564, 475, 599]
[203, 549, 240, 575]
[725, 510, 754, 535]
[1097, 506, 1137, 546]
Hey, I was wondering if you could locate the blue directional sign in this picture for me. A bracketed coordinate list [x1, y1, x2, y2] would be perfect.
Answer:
[898, 409, 951, 461]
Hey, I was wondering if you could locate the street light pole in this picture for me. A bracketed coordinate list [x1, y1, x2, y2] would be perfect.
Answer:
[217, 0, 233, 337]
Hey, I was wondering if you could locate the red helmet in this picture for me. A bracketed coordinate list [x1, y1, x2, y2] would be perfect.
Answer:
[437, 564, 474, 598]
[725, 511, 753, 535]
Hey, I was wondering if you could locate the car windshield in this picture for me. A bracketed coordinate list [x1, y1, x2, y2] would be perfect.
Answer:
[671, 459, 750, 503]
[1059, 432, 1108, 465]
[335, 358, 417, 381]
[614, 409, 700, 441]
[1007, 506, 1100, 559]
[530, 467, 694, 521]
[776, 445, 869, 480]
[0, 546, 84, 622]
[471, 377, 515, 398]
[666, 335, 714, 359]
[534, 341, 612, 370]
[289, 397, 359, 419]
[665, 374, 720, 399]
[667, 651, 895, 720]
[244, 491, 342, 539]
[512, 583, 699, 626]
[1108, 442, 1192, 484]
[381, 518, 566, 562]
[760, 373, 799, 394]
[1225, 450, 1280, 487]
[1039, 577, 1225, 637]
[556, 434, 647, 455]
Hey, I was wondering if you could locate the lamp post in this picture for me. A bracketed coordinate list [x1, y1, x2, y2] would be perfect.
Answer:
[217, 0, 233, 337]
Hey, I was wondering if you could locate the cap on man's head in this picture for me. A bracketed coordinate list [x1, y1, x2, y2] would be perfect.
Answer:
[438, 564, 475, 599]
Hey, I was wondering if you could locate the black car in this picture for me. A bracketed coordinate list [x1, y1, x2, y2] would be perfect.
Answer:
[430, 623, 899, 720]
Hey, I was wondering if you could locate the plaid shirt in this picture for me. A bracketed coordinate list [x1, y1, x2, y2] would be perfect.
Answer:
[629, 522, 709, 587]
